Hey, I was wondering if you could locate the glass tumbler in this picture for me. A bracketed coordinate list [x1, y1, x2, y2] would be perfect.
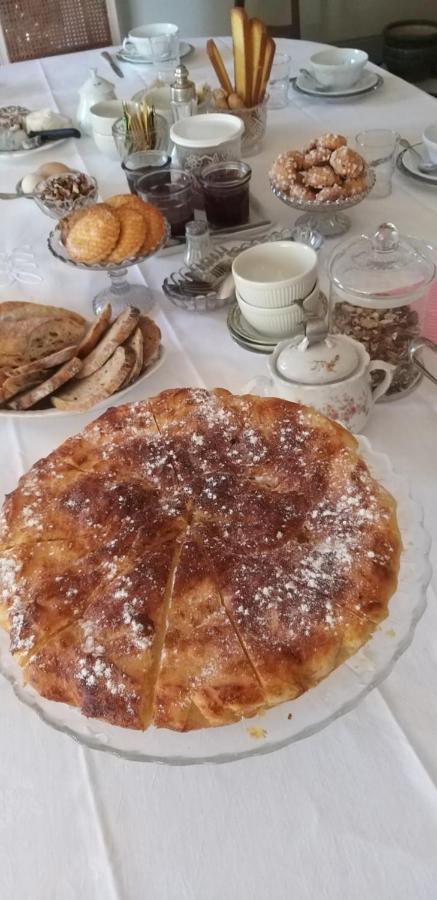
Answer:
[356, 129, 399, 198]
[199, 160, 251, 228]
[137, 168, 194, 237]
[268, 52, 291, 109]
[121, 150, 171, 193]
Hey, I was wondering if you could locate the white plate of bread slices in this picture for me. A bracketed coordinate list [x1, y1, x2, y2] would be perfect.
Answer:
[0, 301, 164, 417]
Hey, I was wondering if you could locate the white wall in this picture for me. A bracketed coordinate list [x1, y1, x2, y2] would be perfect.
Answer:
[116, 0, 299, 38]
[116, 0, 437, 41]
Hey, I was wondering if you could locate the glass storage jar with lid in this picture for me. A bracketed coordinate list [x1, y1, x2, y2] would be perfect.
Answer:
[328, 222, 436, 398]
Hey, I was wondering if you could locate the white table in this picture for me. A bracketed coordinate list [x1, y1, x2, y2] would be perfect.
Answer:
[1, 38, 437, 900]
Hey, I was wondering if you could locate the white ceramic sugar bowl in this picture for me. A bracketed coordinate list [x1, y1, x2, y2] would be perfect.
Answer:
[77, 68, 117, 135]
[245, 323, 393, 433]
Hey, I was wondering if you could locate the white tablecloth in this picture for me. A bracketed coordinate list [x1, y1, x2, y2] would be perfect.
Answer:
[1, 38, 437, 900]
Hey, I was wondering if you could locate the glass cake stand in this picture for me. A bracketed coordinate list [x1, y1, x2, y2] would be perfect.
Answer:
[48, 223, 169, 315]
[271, 169, 375, 237]
[0, 436, 430, 765]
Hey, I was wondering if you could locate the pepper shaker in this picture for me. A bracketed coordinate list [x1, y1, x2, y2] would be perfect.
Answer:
[170, 64, 197, 123]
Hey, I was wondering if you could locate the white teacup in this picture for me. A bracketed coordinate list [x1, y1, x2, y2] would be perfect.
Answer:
[309, 48, 368, 89]
[122, 23, 179, 62]
[422, 122, 437, 164]
[232, 241, 318, 308]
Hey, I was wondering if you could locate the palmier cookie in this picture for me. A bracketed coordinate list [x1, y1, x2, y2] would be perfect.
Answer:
[303, 146, 332, 168]
[287, 183, 316, 202]
[139, 203, 166, 253]
[317, 184, 346, 202]
[330, 146, 364, 178]
[107, 206, 146, 264]
[66, 204, 120, 264]
[106, 194, 148, 215]
[302, 165, 337, 189]
[343, 175, 368, 196]
[317, 133, 347, 151]
[303, 138, 318, 153]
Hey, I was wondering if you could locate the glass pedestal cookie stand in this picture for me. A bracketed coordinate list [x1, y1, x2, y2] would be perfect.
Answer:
[48, 222, 169, 316]
[271, 169, 375, 237]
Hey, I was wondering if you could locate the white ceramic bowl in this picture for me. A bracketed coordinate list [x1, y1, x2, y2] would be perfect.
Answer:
[232, 241, 318, 308]
[422, 123, 437, 164]
[309, 48, 368, 89]
[237, 291, 307, 338]
[89, 100, 124, 136]
[92, 130, 119, 161]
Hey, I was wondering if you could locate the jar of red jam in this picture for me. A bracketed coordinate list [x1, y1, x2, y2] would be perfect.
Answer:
[199, 160, 251, 228]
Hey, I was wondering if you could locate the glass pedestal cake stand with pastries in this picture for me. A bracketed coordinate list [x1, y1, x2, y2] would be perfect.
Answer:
[271, 169, 375, 237]
[48, 221, 169, 316]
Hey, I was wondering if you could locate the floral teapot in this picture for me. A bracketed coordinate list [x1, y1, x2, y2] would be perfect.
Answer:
[245, 319, 393, 433]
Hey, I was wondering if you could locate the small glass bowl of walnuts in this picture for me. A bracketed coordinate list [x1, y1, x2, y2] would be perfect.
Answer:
[32, 171, 98, 219]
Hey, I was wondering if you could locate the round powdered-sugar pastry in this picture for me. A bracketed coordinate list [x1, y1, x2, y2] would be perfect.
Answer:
[317, 133, 347, 151]
[343, 175, 368, 196]
[302, 165, 337, 189]
[287, 183, 317, 201]
[316, 184, 347, 202]
[330, 146, 365, 178]
[303, 146, 332, 168]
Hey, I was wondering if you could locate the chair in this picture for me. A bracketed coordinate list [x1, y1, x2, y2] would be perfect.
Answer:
[234, 0, 300, 39]
[0, 0, 120, 63]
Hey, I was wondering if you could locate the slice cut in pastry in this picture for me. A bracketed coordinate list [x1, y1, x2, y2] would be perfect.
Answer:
[24, 537, 182, 729]
[152, 534, 265, 730]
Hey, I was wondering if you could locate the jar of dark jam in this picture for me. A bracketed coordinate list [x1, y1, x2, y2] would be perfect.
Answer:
[199, 160, 251, 228]
[137, 168, 194, 237]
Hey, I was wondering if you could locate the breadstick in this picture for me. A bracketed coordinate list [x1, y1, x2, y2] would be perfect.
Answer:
[259, 36, 276, 102]
[206, 39, 233, 95]
[230, 6, 251, 107]
[249, 18, 267, 106]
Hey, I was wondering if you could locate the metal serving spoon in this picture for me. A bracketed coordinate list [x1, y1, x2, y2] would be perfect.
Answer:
[399, 138, 437, 173]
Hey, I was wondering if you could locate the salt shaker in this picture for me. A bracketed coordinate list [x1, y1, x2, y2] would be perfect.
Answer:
[170, 64, 197, 123]
[184, 221, 211, 267]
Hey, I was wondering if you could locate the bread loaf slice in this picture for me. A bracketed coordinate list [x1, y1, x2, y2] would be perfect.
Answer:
[0, 317, 86, 368]
[52, 346, 135, 412]
[9, 357, 82, 410]
[77, 304, 112, 358]
[0, 301, 85, 328]
[120, 326, 143, 388]
[138, 316, 161, 372]
[77, 306, 139, 379]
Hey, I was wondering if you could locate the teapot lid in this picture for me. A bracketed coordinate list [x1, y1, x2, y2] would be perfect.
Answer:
[274, 323, 361, 386]
[328, 222, 436, 308]
[79, 67, 114, 96]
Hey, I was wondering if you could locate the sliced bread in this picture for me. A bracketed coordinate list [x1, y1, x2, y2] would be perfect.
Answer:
[52, 346, 135, 412]
[77, 305, 140, 379]
[120, 326, 143, 388]
[0, 317, 86, 369]
[138, 316, 161, 372]
[9, 357, 82, 410]
[0, 301, 85, 328]
[77, 304, 112, 359]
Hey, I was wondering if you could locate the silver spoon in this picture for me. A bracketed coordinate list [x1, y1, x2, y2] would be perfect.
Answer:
[399, 138, 437, 173]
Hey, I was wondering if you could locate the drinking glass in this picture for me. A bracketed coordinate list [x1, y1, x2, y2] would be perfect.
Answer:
[121, 150, 171, 193]
[356, 129, 400, 198]
[137, 168, 194, 236]
[268, 52, 291, 109]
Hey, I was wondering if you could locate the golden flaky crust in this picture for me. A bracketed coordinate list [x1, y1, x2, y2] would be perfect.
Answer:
[0, 389, 401, 731]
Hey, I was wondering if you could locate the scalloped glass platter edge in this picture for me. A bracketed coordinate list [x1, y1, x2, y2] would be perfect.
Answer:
[0, 436, 430, 764]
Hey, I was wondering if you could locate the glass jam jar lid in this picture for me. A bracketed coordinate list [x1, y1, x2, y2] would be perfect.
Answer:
[329, 222, 436, 308]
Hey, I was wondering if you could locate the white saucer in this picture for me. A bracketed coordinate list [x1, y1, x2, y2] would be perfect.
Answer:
[116, 41, 194, 65]
[0, 137, 68, 161]
[397, 142, 437, 185]
[293, 69, 382, 99]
